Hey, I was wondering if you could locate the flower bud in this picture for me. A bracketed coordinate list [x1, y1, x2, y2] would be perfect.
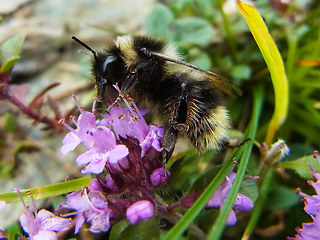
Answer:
[126, 200, 154, 225]
[150, 168, 170, 187]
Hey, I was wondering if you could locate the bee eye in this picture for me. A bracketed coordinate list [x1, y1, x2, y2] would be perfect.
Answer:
[102, 55, 117, 73]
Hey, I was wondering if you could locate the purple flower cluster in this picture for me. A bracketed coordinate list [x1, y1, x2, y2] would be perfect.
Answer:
[59, 99, 169, 233]
[0, 95, 255, 238]
[55, 96, 256, 234]
[0, 90, 257, 239]
[288, 152, 320, 240]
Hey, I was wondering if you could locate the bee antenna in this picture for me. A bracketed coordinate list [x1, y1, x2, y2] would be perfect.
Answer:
[72, 36, 97, 59]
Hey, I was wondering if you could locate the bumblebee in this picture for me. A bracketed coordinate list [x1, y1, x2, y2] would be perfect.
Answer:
[72, 35, 242, 160]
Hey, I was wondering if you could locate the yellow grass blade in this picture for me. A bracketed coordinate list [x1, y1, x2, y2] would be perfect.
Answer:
[237, 1, 289, 145]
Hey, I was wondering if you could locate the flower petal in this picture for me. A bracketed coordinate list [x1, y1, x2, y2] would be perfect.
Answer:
[93, 126, 117, 152]
[108, 145, 129, 164]
[75, 214, 85, 234]
[36, 209, 55, 222]
[38, 210, 71, 232]
[60, 132, 81, 156]
[81, 154, 107, 174]
[126, 200, 154, 225]
[226, 210, 237, 226]
[33, 230, 57, 240]
[233, 193, 254, 212]
[20, 211, 38, 236]
[76, 149, 95, 166]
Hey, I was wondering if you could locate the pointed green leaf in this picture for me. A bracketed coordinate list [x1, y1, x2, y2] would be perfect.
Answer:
[110, 217, 160, 240]
[266, 185, 300, 210]
[277, 155, 320, 179]
[0, 177, 91, 203]
[1, 34, 25, 72]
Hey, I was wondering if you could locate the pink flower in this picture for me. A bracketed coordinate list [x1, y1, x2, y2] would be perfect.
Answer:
[61, 189, 113, 234]
[180, 172, 254, 226]
[126, 200, 154, 225]
[288, 162, 320, 240]
[60, 112, 129, 174]
[206, 172, 254, 225]
[16, 189, 71, 240]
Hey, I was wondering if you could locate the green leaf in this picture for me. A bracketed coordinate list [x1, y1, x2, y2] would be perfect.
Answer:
[110, 220, 131, 240]
[6, 222, 23, 240]
[277, 154, 320, 179]
[168, 155, 186, 181]
[1, 57, 21, 72]
[0, 177, 91, 203]
[190, 164, 223, 192]
[195, 0, 215, 18]
[265, 185, 301, 210]
[190, 54, 211, 70]
[230, 64, 252, 81]
[145, 4, 174, 40]
[174, 0, 193, 12]
[239, 178, 259, 203]
[1, 34, 25, 72]
[3, 112, 18, 133]
[172, 17, 214, 45]
[110, 217, 160, 240]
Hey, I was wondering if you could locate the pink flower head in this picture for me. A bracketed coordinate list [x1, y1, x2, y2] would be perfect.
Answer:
[101, 106, 149, 141]
[59, 95, 170, 232]
[60, 111, 129, 174]
[75, 125, 129, 174]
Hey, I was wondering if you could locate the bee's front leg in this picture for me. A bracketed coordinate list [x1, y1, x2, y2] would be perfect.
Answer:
[161, 126, 179, 163]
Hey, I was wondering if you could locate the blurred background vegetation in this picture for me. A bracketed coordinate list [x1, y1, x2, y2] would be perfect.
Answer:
[0, 0, 320, 239]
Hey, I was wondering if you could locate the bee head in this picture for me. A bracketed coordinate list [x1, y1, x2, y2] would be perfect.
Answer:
[72, 36, 125, 114]
[72, 36, 126, 87]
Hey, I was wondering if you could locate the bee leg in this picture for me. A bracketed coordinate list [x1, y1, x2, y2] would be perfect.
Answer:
[161, 126, 179, 176]
[107, 61, 155, 112]
[161, 82, 189, 168]
[95, 77, 107, 114]
[227, 138, 252, 148]
[162, 127, 179, 161]
[106, 71, 139, 113]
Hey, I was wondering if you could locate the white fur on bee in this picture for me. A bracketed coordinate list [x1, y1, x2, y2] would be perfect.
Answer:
[115, 35, 136, 66]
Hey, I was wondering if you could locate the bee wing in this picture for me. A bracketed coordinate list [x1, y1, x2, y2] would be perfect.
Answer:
[149, 51, 242, 97]
[202, 70, 243, 97]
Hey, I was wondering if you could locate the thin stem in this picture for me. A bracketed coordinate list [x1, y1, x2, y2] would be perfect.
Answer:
[4, 88, 58, 128]
[217, 0, 239, 63]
